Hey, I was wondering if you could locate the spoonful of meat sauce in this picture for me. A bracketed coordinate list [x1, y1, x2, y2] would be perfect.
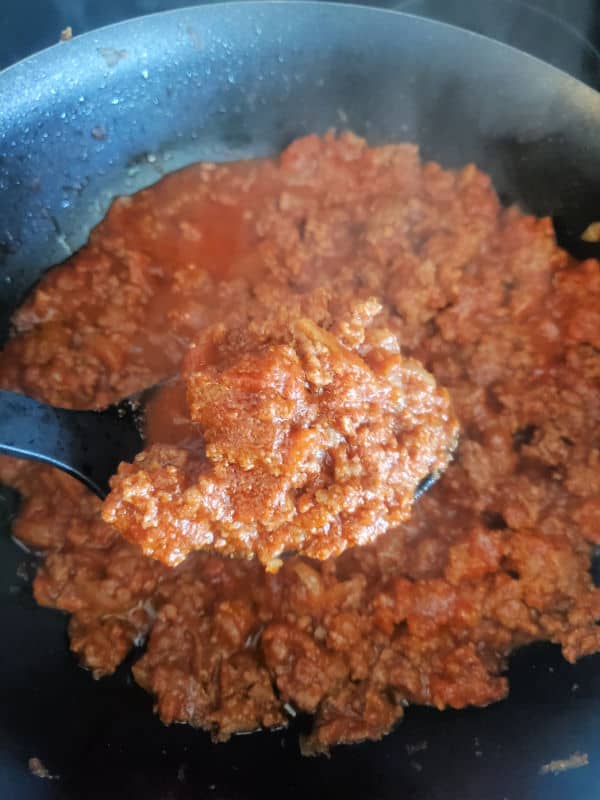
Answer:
[102, 303, 459, 571]
[0, 301, 457, 570]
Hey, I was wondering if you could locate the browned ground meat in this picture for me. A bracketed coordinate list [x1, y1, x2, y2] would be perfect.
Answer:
[0, 132, 599, 754]
[104, 306, 457, 570]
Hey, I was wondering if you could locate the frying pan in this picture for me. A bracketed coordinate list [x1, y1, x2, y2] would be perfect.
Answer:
[1, 3, 600, 798]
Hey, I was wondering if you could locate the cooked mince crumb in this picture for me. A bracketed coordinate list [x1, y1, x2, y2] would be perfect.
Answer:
[1, 132, 599, 754]
[103, 308, 457, 570]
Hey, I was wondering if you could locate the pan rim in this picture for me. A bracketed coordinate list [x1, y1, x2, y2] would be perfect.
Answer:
[0, 0, 598, 103]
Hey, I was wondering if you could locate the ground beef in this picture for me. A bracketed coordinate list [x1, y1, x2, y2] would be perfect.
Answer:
[103, 304, 457, 570]
[0, 132, 599, 753]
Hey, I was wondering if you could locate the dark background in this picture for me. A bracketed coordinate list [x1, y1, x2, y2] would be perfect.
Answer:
[1, 0, 600, 88]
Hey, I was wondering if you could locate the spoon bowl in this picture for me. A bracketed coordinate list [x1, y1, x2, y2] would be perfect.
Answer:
[0, 388, 154, 497]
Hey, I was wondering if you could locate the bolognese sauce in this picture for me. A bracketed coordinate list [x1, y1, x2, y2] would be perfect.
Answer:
[104, 308, 457, 570]
[0, 132, 598, 753]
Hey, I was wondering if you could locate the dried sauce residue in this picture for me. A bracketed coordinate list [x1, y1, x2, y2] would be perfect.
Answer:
[97, 47, 128, 68]
[539, 752, 589, 775]
[28, 757, 59, 780]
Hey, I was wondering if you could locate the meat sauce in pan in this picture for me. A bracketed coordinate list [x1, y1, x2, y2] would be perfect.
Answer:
[1, 133, 599, 753]
[104, 308, 458, 571]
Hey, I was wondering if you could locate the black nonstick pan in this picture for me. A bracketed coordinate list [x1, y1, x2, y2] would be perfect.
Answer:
[1, 4, 599, 798]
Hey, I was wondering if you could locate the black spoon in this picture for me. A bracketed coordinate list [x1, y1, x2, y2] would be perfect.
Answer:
[0, 386, 445, 503]
[0, 388, 149, 497]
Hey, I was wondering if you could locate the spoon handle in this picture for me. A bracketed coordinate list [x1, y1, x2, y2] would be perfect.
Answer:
[0, 389, 143, 498]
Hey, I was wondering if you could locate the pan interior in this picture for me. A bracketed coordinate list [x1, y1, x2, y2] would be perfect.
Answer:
[1, 4, 600, 799]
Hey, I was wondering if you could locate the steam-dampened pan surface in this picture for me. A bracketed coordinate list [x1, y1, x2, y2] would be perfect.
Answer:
[1, 4, 599, 798]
